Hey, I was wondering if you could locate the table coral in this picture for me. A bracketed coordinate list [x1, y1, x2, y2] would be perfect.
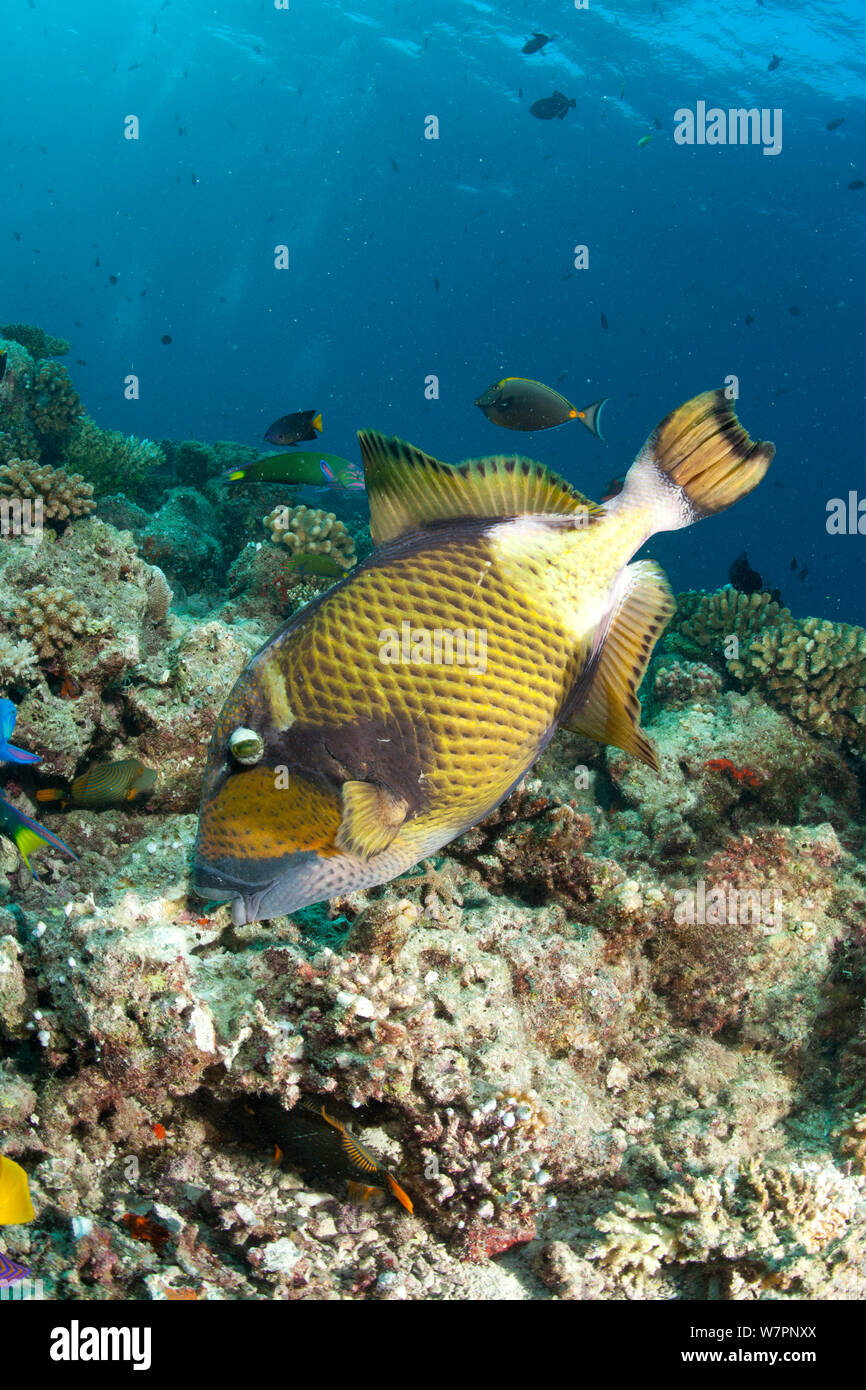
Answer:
[264, 502, 357, 569]
[0, 457, 95, 521]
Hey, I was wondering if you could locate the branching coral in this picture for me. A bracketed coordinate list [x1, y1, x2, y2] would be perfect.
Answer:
[668, 589, 866, 750]
[0, 457, 95, 521]
[0, 323, 69, 358]
[12, 584, 95, 659]
[264, 503, 356, 569]
[588, 1159, 866, 1296]
[26, 362, 82, 437]
[0, 633, 38, 688]
[65, 416, 165, 496]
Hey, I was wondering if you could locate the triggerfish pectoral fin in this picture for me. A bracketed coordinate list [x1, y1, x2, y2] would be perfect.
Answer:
[0, 795, 79, 880]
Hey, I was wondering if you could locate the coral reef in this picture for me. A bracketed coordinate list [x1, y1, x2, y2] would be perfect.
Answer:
[0, 323, 69, 358]
[668, 588, 866, 751]
[264, 503, 357, 570]
[0, 457, 95, 522]
[139, 488, 224, 586]
[0, 634, 39, 689]
[65, 416, 165, 497]
[26, 362, 82, 439]
[12, 585, 95, 660]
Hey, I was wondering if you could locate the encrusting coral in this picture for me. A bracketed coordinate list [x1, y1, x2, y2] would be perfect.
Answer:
[668, 588, 866, 750]
[264, 503, 357, 569]
[0, 457, 95, 521]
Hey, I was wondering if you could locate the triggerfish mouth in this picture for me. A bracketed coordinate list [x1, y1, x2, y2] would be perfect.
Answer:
[193, 390, 773, 926]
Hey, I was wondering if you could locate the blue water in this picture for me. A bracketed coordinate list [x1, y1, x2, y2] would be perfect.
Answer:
[4, 0, 864, 619]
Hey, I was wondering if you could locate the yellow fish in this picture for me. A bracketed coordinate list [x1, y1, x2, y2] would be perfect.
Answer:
[194, 390, 773, 925]
[0, 1155, 35, 1225]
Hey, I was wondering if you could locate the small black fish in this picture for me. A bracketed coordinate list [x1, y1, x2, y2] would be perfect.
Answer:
[799, 564, 808, 581]
[522, 33, 553, 54]
[434, 277, 439, 291]
[790, 555, 797, 570]
[264, 409, 323, 447]
[530, 90, 575, 121]
[729, 551, 763, 595]
[768, 54, 781, 70]
[161, 334, 172, 344]
[13, 232, 21, 241]
[826, 117, 845, 131]
[75, 359, 86, 366]
[191, 172, 198, 184]
[789, 305, 800, 315]
[600, 312, 609, 330]
[108, 273, 118, 284]
[745, 314, 755, 325]
[848, 179, 865, 190]
[653, 116, 662, 129]
[391, 159, 399, 172]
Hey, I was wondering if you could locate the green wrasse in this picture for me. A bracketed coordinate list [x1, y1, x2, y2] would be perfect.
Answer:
[0, 792, 78, 879]
[194, 390, 773, 926]
[222, 451, 365, 489]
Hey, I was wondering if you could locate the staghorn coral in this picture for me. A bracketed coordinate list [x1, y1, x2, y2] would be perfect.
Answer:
[65, 415, 165, 497]
[0, 633, 38, 688]
[264, 502, 356, 569]
[12, 584, 95, 659]
[0, 457, 95, 521]
[668, 589, 866, 750]
[0, 323, 68, 358]
[26, 361, 82, 437]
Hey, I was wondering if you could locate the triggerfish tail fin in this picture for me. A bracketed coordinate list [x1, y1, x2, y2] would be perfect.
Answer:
[610, 389, 774, 531]
[0, 1154, 36, 1224]
[0, 797, 79, 879]
[575, 397, 609, 441]
[563, 560, 676, 771]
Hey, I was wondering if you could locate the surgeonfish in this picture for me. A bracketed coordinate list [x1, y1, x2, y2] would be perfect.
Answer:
[236, 1096, 413, 1213]
[222, 451, 365, 489]
[193, 390, 773, 927]
[35, 758, 157, 811]
[0, 698, 41, 766]
[475, 377, 608, 440]
[264, 410, 323, 447]
[0, 1155, 35, 1225]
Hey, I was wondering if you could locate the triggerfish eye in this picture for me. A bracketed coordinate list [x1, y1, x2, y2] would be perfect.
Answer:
[229, 727, 265, 765]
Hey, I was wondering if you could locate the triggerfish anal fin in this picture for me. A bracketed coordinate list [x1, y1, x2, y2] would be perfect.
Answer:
[0, 698, 41, 766]
[357, 431, 603, 546]
[0, 794, 79, 880]
[0, 1155, 35, 1225]
[562, 560, 676, 771]
[334, 781, 409, 860]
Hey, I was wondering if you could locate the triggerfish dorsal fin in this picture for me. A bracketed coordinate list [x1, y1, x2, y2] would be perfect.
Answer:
[357, 431, 602, 545]
[562, 560, 676, 770]
[0, 1155, 35, 1225]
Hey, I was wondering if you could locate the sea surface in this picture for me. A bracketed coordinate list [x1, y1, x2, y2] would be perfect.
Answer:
[4, 0, 864, 618]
